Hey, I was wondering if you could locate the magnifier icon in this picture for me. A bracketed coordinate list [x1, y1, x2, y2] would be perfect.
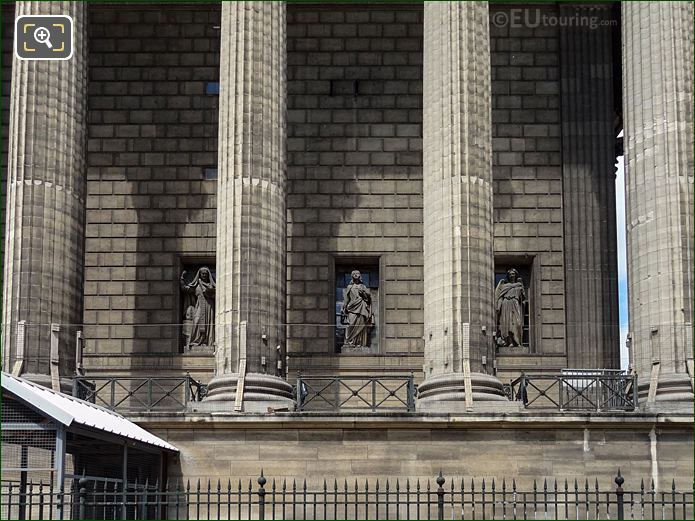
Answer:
[33, 26, 52, 49]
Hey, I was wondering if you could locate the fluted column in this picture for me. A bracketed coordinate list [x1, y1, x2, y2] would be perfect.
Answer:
[417, 1, 507, 412]
[2, 1, 87, 387]
[560, 5, 620, 369]
[622, 2, 694, 402]
[204, 2, 293, 411]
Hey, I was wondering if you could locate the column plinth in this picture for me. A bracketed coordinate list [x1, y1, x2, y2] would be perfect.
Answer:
[417, 2, 507, 412]
[622, 2, 694, 404]
[2, 1, 87, 386]
[202, 1, 294, 412]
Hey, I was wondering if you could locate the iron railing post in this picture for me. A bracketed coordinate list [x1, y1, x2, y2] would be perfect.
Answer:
[258, 471, 266, 520]
[407, 373, 415, 412]
[371, 379, 377, 412]
[436, 471, 445, 520]
[632, 374, 639, 411]
[615, 469, 624, 520]
[78, 477, 88, 520]
[296, 375, 302, 411]
[185, 373, 191, 405]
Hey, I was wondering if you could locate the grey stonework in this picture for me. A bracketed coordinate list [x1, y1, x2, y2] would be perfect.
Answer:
[2, 1, 87, 383]
[285, 4, 425, 375]
[1, 2, 692, 412]
[418, 1, 507, 409]
[1, 4, 13, 329]
[489, 3, 567, 378]
[82, 5, 220, 378]
[622, 2, 694, 402]
[204, 1, 294, 410]
[559, 4, 620, 370]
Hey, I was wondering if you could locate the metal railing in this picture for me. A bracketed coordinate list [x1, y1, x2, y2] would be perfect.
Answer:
[71, 375, 206, 413]
[509, 371, 638, 411]
[2, 470, 691, 520]
[296, 374, 416, 412]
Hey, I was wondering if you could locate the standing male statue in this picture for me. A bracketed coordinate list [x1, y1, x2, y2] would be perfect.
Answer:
[494, 268, 527, 347]
[180, 267, 216, 348]
[341, 270, 374, 348]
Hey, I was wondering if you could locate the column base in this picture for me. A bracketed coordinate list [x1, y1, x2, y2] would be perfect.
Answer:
[192, 372, 295, 413]
[638, 372, 694, 409]
[416, 372, 516, 413]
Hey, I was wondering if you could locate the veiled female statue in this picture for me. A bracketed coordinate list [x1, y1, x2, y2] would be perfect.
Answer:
[180, 267, 216, 347]
[341, 270, 374, 348]
[494, 268, 527, 347]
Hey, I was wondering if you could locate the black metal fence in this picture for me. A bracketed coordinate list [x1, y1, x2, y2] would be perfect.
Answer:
[69, 372, 641, 415]
[296, 374, 416, 412]
[71, 375, 206, 413]
[509, 371, 638, 411]
[2, 470, 692, 520]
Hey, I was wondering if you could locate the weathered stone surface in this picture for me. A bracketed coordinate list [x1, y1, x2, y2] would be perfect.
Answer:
[2, 1, 87, 380]
[559, 5, 620, 369]
[206, 1, 293, 408]
[622, 2, 694, 402]
[81, 4, 220, 370]
[419, 2, 505, 408]
[137, 413, 694, 492]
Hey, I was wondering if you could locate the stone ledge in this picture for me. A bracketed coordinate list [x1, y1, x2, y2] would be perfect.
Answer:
[130, 409, 694, 430]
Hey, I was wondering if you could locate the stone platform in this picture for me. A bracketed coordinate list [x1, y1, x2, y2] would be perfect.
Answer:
[132, 410, 694, 491]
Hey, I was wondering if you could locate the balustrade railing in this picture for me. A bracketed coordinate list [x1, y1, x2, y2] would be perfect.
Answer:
[509, 370, 638, 411]
[71, 375, 206, 413]
[296, 374, 416, 412]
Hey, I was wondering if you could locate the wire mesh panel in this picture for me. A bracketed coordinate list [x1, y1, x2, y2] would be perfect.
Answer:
[1, 395, 60, 518]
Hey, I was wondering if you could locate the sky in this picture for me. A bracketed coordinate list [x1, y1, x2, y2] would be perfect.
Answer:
[615, 137, 629, 369]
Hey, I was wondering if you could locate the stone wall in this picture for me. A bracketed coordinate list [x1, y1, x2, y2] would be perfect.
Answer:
[285, 5, 425, 375]
[489, 4, 567, 378]
[0, 3, 13, 329]
[143, 414, 693, 491]
[2, 3, 619, 382]
[83, 4, 220, 378]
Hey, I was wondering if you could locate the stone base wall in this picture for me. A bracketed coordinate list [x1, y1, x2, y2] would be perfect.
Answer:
[140, 414, 693, 491]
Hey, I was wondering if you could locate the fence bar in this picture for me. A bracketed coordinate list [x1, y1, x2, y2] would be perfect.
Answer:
[2, 470, 693, 520]
[616, 469, 625, 520]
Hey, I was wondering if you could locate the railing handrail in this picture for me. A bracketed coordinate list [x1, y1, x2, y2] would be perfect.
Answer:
[509, 372, 638, 411]
[296, 374, 416, 412]
[71, 374, 207, 412]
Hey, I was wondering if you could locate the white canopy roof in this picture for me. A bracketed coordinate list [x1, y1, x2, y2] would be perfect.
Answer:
[2, 372, 177, 452]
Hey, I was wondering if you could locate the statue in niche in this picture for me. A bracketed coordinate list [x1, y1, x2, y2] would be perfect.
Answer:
[494, 268, 527, 347]
[341, 270, 374, 349]
[180, 266, 216, 348]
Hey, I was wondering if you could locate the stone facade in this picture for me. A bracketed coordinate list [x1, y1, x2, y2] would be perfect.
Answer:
[622, 2, 694, 401]
[489, 4, 568, 378]
[140, 413, 693, 490]
[285, 5, 425, 375]
[3, 0, 87, 386]
[83, 5, 220, 378]
[1, 1, 693, 492]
